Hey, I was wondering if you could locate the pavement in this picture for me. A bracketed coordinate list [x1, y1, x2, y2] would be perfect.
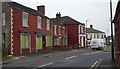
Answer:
[95, 46, 118, 69]
[98, 58, 118, 69]
[1, 48, 118, 69]
[2, 49, 82, 65]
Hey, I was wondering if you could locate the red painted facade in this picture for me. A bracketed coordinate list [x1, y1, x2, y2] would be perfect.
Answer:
[66, 24, 78, 45]
[12, 6, 51, 54]
[51, 13, 85, 49]
[4, 2, 85, 55]
[66, 24, 85, 48]
[51, 24, 68, 46]
[51, 13, 68, 47]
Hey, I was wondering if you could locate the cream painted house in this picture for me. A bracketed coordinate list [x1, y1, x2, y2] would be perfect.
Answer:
[86, 25, 106, 46]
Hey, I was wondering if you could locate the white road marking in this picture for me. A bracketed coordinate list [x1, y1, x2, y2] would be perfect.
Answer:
[91, 60, 99, 68]
[38, 62, 53, 67]
[66, 56, 76, 60]
[95, 59, 102, 68]
[91, 53, 95, 54]
[95, 51, 101, 53]
[90, 59, 102, 69]
[86, 53, 90, 55]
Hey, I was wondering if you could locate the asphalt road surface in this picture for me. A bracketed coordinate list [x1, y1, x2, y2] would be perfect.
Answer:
[2, 46, 113, 69]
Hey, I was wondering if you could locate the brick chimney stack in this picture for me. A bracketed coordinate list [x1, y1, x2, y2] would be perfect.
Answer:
[37, 5, 45, 15]
[56, 12, 61, 20]
[90, 25, 93, 28]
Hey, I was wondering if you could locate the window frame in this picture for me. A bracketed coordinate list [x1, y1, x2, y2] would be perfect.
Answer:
[59, 26, 61, 35]
[37, 16, 42, 29]
[36, 34, 43, 49]
[81, 26, 83, 33]
[2, 13, 6, 26]
[54, 25, 57, 35]
[46, 19, 50, 30]
[22, 12, 29, 27]
[62, 27, 65, 35]
[20, 33, 30, 49]
[54, 37, 60, 46]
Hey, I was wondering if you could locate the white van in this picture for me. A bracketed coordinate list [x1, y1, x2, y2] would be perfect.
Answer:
[90, 39, 104, 50]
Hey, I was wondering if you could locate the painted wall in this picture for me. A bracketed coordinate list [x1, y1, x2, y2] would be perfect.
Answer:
[66, 24, 78, 45]
[86, 33, 106, 45]
[51, 24, 68, 46]
[12, 7, 51, 54]
[114, 2, 120, 68]
[2, 3, 11, 55]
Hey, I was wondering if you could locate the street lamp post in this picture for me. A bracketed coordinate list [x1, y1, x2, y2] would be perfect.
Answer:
[86, 20, 89, 28]
[85, 20, 89, 47]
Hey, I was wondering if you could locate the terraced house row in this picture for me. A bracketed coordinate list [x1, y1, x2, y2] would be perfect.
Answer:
[2, 2, 85, 55]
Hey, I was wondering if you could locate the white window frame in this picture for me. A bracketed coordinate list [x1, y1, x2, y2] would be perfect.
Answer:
[63, 27, 65, 34]
[59, 26, 61, 35]
[2, 13, 5, 26]
[37, 16, 42, 29]
[54, 25, 57, 35]
[22, 12, 29, 27]
[81, 26, 83, 33]
[47, 19, 50, 30]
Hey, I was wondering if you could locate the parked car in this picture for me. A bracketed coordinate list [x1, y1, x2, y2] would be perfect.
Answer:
[90, 39, 105, 50]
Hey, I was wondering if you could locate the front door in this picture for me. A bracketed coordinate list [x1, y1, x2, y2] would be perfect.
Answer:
[42, 36, 46, 47]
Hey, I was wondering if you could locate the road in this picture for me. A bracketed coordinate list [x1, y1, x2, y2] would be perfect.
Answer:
[2, 46, 113, 69]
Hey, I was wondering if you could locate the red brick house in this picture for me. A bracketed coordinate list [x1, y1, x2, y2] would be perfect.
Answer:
[51, 13, 68, 50]
[51, 13, 85, 49]
[113, 1, 120, 69]
[2, 2, 52, 55]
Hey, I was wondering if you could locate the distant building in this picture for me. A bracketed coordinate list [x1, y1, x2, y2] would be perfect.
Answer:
[51, 13, 68, 47]
[51, 13, 86, 49]
[106, 36, 112, 46]
[86, 25, 106, 46]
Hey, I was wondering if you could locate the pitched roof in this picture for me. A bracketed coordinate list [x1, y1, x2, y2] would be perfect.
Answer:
[6, 2, 49, 19]
[86, 28, 105, 33]
[51, 16, 84, 26]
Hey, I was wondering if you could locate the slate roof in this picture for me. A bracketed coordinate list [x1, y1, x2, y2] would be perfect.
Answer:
[6, 2, 49, 19]
[51, 16, 84, 26]
[86, 28, 105, 33]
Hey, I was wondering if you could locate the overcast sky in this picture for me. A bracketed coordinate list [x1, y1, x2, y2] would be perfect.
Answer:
[11, 0, 118, 36]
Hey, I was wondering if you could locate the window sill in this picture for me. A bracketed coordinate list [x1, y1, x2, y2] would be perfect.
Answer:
[37, 48, 43, 49]
[23, 26, 29, 28]
[37, 28, 42, 29]
[22, 48, 29, 49]
[47, 29, 50, 31]
[2, 25, 5, 26]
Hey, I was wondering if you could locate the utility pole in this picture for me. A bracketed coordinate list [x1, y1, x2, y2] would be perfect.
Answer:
[86, 20, 89, 28]
[85, 20, 89, 47]
[110, 0, 115, 61]
[0, 0, 2, 67]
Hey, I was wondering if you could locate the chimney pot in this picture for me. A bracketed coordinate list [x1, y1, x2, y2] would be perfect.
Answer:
[56, 12, 61, 19]
[90, 25, 93, 28]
